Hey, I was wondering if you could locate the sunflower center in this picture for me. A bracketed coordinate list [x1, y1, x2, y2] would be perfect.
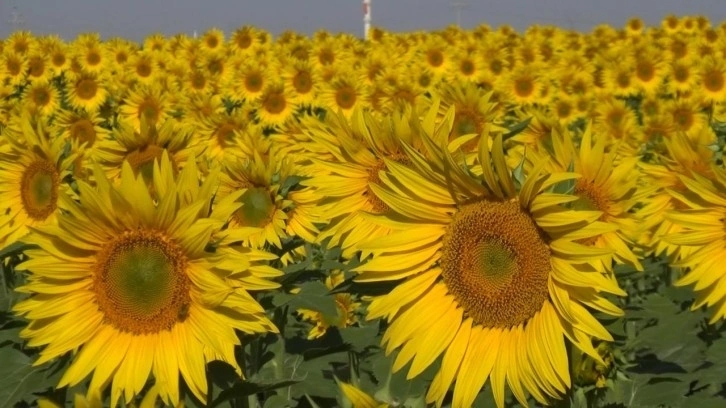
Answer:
[137, 62, 152, 78]
[191, 72, 206, 90]
[427, 50, 444, 67]
[672, 108, 694, 131]
[70, 119, 97, 147]
[52, 53, 66, 67]
[636, 62, 655, 82]
[616, 72, 630, 88]
[7, 60, 21, 76]
[335, 86, 357, 109]
[76, 79, 98, 100]
[87, 51, 101, 66]
[460, 60, 475, 76]
[441, 200, 550, 328]
[21, 160, 60, 221]
[116, 51, 128, 64]
[32, 88, 51, 106]
[28, 57, 45, 77]
[674, 66, 689, 82]
[293, 71, 312, 93]
[93, 230, 190, 334]
[704, 70, 725, 93]
[263, 91, 286, 114]
[514, 78, 534, 97]
[556, 101, 572, 119]
[235, 187, 275, 227]
[245, 74, 263, 93]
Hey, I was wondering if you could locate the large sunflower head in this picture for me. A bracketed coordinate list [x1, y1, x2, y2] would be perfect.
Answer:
[355, 119, 624, 408]
[13, 153, 281, 406]
[0, 112, 74, 251]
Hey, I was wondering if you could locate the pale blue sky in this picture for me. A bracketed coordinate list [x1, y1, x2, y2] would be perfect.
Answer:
[1, 0, 725, 42]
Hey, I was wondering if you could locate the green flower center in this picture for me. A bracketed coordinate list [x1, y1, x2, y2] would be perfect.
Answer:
[236, 187, 275, 227]
[21, 160, 59, 221]
[94, 230, 190, 334]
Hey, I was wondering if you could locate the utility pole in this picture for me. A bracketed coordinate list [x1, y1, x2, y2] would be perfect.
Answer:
[362, 0, 371, 40]
[450, 0, 470, 27]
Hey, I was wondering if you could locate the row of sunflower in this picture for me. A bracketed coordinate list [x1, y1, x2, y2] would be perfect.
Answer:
[0, 13, 726, 408]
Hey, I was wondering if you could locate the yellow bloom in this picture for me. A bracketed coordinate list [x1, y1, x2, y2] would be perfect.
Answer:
[356, 121, 623, 408]
[13, 154, 280, 407]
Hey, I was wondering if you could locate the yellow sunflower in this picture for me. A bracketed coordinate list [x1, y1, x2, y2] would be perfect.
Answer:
[0, 113, 74, 251]
[664, 163, 726, 323]
[196, 107, 255, 162]
[355, 125, 623, 408]
[699, 55, 726, 102]
[119, 84, 169, 132]
[254, 81, 296, 128]
[21, 80, 60, 117]
[66, 72, 108, 113]
[1, 51, 28, 86]
[320, 75, 367, 117]
[548, 124, 643, 272]
[96, 116, 199, 183]
[13, 154, 280, 406]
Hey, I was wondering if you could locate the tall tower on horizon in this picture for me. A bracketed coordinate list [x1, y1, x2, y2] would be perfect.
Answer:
[363, 0, 371, 39]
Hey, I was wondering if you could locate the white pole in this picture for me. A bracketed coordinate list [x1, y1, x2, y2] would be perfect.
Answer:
[363, 0, 371, 40]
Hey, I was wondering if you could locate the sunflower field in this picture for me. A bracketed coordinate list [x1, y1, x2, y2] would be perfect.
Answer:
[1, 13, 726, 408]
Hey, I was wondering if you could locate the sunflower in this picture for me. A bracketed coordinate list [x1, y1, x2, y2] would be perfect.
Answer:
[667, 61, 697, 95]
[55, 109, 111, 178]
[548, 124, 643, 272]
[6, 31, 35, 55]
[72, 36, 107, 74]
[664, 96, 708, 136]
[419, 37, 451, 76]
[22, 80, 60, 117]
[320, 75, 367, 118]
[217, 143, 311, 251]
[196, 107, 255, 162]
[231, 61, 272, 102]
[199, 28, 225, 54]
[502, 65, 542, 106]
[119, 84, 169, 132]
[0, 113, 74, 251]
[282, 60, 319, 105]
[26, 52, 53, 83]
[254, 81, 296, 127]
[600, 60, 638, 97]
[355, 126, 623, 408]
[229, 26, 259, 55]
[125, 51, 159, 85]
[663, 163, 726, 323]
[96, 116, 199, 183]
[699, 55, 726, 102]
[12, 153, 280, 406]
[66, 72, 108, 113]
[632, 49, 666, 96]
[429, 82, 501, 147]
[47, 43, 70, 73]
[1, 51, 28, 86]
[637, 129, 716, 260]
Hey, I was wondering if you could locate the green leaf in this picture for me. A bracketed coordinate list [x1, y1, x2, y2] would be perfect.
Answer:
[209, 379, 300, 408]
[0, 347, 61, 407]
[502, 117, 532, 141]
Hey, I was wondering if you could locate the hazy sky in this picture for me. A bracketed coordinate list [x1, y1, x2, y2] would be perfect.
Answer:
[1, 0, 726, 42]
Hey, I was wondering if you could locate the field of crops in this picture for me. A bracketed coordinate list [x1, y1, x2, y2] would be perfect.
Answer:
[1, 14, 726, 408]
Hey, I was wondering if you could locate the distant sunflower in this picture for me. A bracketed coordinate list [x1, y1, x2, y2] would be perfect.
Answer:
[197, 108, 255, 162]
[356, 128, 623, 408]
[503, 65, 541, 105]
[1, 51, 28, 86]
[96, 116, 198, 183]
[200, 28, 225, 54]
[66, 72, 108, 113]
[0, 113, 73, 251]
[13, 155, 280, 407]
[282, 60, 319, 105]
[21, 80, 60, 116]
[232, 62, 272, 102]
[55, 109, 110, 179]
[255, 81, 296, 127]
[119, 84, 169, 132]
[320, 76, 366, 117]
[126, 51, 159, 85]
[699, 56, 726, 102]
